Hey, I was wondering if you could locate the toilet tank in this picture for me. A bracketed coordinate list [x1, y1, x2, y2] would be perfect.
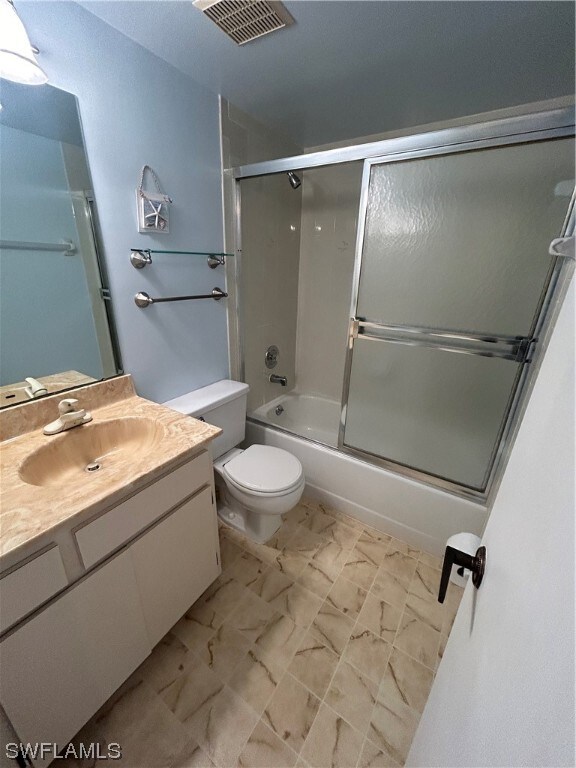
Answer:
[163, 380, 249, 460]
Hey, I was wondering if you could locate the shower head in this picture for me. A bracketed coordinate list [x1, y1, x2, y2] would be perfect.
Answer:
[287, 171, 301, 189]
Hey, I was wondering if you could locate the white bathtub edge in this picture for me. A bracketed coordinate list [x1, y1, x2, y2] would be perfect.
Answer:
[246, 419, 488, 557]
[304, 482, 443, 555]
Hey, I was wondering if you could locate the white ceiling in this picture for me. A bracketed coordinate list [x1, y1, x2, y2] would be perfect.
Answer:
[77, 0, 575, 147]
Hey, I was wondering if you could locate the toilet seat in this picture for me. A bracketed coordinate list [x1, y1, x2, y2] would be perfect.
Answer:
[223, 445, 304, 495]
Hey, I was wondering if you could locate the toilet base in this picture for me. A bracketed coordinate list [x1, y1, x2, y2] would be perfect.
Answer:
[217, 502, 282, 544]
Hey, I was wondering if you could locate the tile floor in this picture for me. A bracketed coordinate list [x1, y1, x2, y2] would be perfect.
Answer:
[62, 498, 463, 768]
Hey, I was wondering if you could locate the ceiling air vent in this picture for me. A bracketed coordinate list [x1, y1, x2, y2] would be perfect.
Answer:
[193, 0, 295, 46]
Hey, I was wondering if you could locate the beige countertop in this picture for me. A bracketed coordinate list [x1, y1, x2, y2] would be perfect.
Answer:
[0, 377, 220, 570]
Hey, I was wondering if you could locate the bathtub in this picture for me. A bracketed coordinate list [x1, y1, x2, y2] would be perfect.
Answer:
[247, 391, 487, 556]
[251, 392, 341, 447]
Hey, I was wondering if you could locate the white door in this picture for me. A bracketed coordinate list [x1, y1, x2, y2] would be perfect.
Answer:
[407, 272, 575, 768]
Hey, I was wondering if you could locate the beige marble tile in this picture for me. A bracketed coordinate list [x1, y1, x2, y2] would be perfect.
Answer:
[96, 680, 191, 768]
[239, 720, 298, 768]
[371, 569, 409, 610]
[172, 603, 225, 656]
[137, 632, 193, 695]
[355, 532, 391, 567]
[393, 612, 440, 671]
[250, 568, 294, 603]
[270, 549, 310, 580]
[228, 551, 268, 588]
[254, 613, 306, 668]
[408, 561, 439, 603]
[418, 550, 442, 571]
[163, 658, 259, 767]
[263, 673, 321, 753]
[170, 739, 215, 767]
[199, 574, 247, 620]
[326, 519, 362, 551]
[300, 703, 364, 768]
[310, 602, 355, 655]
[226, 589, 279, 643]
[326, 574, 368, 620]
[325, 659, 378, 734]
[357, 593, 402, 643]
[343, 627, 391, 684]
[197, 623, 250, 681]
[405, 591, 444, 633]
[358, 737, 401, 768]
[380, 550, 418, 586]
[229, 646, 285, 715]
[306, 509, 342, 537]
[342, 547, 380, 591]
[312, 539, 349, 578]
[387, 538, 420, 559]
[297, 560, 337, 599]
[219, 535, 243, 571]
[270, 580, 323, 628]
[266, 520, 300, 551]
[284, 503, 314, 527]
[320, 504, 365, 532]
[368, 696, 420, 767]
[286, 525, 325, 558]
[162, 657, 224, 728]
[361, 527, 393, 545]
[379, 648, 434, 715]
[306, 510, 360, 550]
[288, 630, 339, 698]
[188, 684, 260, 767]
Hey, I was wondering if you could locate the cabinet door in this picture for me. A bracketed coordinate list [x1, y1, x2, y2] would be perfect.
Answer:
[0, 551, 150, 767]
[130, 486, 221, 647]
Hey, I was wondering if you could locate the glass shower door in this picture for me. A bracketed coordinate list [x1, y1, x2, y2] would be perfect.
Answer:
[341, 136, 574, 496]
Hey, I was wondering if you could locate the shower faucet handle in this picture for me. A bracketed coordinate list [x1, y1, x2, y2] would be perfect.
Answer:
[438, 545, 486, 603]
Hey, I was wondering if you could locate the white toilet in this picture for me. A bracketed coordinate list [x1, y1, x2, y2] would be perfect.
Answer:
[164, 380, 305, 543]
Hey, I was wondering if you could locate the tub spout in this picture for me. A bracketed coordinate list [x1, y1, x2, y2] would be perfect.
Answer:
[269, 374, 287, 386]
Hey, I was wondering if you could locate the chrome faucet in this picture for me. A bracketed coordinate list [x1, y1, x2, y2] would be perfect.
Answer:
[269, 374, 287, 386]
[43, 398, 93, 435]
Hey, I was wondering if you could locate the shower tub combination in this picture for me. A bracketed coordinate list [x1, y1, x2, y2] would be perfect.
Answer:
[247, 391, 485, 554]
[233, 107, 575, 554]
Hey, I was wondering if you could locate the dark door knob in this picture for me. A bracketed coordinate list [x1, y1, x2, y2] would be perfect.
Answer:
[438, 545, 486, 603]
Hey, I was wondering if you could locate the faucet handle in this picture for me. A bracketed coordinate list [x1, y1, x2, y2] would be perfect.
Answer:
[58, 398, 80, 415]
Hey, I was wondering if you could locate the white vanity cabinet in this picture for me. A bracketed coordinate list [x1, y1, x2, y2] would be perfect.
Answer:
[0, 551, 150, 768]
[0, 450, 221, 767]
[130, 485, 220, 646]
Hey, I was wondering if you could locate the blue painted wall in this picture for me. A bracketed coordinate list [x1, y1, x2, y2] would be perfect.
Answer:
[16, 2, 229, 403]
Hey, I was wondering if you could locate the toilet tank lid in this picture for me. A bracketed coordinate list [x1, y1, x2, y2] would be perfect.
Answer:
[163, 379, 249, 417]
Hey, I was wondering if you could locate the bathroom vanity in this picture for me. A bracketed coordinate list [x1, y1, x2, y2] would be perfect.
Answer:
[0, 376, 222, 767]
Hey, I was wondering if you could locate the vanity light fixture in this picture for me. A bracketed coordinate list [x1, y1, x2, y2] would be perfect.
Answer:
[0, 0, 47, 85]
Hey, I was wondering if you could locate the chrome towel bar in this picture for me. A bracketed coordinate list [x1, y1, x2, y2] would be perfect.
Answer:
[130, 248, 231, 269]
[0, 239, 76, 256]
[134, 288, 227, 308]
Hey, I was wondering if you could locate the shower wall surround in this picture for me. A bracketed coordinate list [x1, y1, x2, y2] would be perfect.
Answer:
[220, 99, 303, 409]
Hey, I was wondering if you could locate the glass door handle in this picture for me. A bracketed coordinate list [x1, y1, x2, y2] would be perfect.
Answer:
[438, 545, 486, 603]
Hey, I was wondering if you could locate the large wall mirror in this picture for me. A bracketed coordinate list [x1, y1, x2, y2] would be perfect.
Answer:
[0, 81, 122, 408]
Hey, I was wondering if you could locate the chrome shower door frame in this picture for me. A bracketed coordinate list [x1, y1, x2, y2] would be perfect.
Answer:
[338, 117, 575, 504]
